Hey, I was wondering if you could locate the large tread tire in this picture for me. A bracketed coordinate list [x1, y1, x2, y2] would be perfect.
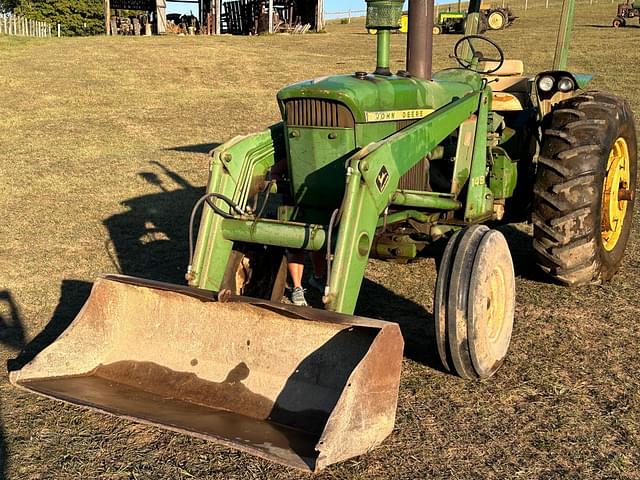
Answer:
[533, 92, 637, 286]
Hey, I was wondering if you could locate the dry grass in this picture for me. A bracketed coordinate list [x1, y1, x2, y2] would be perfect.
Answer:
[1, 4, 639, 479]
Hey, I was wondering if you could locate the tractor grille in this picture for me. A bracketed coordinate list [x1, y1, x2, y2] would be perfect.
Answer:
[285, 99, 355, 128]
[398, 159, 429, 191]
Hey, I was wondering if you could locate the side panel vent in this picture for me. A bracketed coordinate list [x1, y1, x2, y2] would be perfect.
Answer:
[285, 99, 355, 128]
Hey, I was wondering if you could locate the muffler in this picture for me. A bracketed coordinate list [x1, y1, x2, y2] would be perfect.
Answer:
[10, 275, 403, 472]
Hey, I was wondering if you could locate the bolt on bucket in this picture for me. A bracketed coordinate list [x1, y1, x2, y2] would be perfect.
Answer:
[10, 275, 403, 472]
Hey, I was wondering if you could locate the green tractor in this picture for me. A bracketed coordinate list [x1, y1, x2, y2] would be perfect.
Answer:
[11, 0, 637, 472]
[432, 10, 474, 35]
[613, 0, 640, 27]
[189, 0, 636, 372]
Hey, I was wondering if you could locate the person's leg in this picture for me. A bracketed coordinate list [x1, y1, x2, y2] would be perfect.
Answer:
[287, 251, 307, 306]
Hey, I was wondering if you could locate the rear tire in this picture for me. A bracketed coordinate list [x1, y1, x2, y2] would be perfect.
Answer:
[221, 244, 287, 302]
[434, 226, 515, 379]
[533, 92, 637, 285]
[487, 10, 506, 30]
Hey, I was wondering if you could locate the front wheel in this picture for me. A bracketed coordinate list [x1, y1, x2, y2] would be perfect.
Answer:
[612, 16, 626, 28]
[533, 92, 637, 285]
[434, 226, 515, 379]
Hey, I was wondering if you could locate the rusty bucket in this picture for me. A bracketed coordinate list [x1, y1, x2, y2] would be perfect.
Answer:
[10, 275, 403, 472]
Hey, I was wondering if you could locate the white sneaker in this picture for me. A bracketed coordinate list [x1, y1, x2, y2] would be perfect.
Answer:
[291, 287, 308, 307]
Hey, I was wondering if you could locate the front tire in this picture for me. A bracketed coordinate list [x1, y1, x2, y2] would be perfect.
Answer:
[612, 16, 626, 28]
[434, 226, 515, 379]
[533, 92, 637, 285]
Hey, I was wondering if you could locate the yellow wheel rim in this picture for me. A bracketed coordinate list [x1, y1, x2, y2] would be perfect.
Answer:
[488, 13, 504, 30]
[601, 137, 631, 251]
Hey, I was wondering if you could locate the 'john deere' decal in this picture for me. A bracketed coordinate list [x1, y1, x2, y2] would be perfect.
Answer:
[376, 166, 390, 192]
[365, 109, 434, 123]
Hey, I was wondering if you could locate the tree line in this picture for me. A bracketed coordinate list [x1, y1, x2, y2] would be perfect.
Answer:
[1, 0, 105, 35]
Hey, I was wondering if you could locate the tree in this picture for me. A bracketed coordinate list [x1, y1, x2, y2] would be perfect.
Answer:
[14, 0, 105, 35]
[0, 0, 19, 12]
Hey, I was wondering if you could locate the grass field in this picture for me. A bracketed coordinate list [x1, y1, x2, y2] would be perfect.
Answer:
[1, 4, 639, 479]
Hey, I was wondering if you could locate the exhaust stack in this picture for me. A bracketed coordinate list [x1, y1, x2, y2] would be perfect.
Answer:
[406, 0, 434, 80]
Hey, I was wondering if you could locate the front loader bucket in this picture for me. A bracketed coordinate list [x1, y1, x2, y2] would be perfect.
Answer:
[10, 275, 403, 472]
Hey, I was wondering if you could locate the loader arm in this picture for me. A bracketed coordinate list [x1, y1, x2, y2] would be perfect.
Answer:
[326, 88, 487, 313]
[190, 124, 285, 290]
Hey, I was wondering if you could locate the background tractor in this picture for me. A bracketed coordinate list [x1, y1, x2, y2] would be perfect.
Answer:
[11, 0, 637, 473]
[433, 1, 515, 34]
[482, 4, 517, 30]
[612, 0, 640, 27]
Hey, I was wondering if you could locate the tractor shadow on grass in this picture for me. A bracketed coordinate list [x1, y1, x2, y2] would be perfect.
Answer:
[166, 142, 222, 154]
[104, 161, 206, 284]
[356, 279, 443, 371]
[1, 290, 27, 480]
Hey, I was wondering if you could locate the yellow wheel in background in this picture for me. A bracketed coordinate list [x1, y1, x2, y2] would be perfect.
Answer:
[433, 25, 442, 35]
[487, 11, 506, 30]
[601, 137, 631, 251]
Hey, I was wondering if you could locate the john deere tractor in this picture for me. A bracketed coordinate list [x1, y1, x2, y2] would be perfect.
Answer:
[613, 0, 640, 27]
[12, 0, 637, 472]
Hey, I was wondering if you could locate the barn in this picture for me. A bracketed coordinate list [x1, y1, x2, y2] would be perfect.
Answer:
[103, 0, 325, 35]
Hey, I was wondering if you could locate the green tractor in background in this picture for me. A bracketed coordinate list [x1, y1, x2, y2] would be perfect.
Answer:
[613, 0, 640, 27]
[11, 0, 637, 472]
[432, 10, 477, 35]
[433, 1, 516, 34]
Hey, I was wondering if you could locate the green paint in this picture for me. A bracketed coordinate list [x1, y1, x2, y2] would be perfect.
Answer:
[553, 0, 575, 70]
[391, 190, 462, 210]
[489, 148, 518, 199]
[451, 116, 477, 196]
[190, 124, 284, 291]
[286, 127, 355, 210]
[222, 218, 326, 251]
[377, 210, 438, 228]
[278, 71, 478, 125]
[464, 88, 494, 222]
[376, 29, 391, 71]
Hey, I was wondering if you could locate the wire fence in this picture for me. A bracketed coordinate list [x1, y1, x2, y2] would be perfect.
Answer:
[0, 14, 54, 37]
[325, 0, 617, 21]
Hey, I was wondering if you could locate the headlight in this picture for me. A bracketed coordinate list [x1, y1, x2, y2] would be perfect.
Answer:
[557, 77, 575, 92]
[538, 76, 555, 92]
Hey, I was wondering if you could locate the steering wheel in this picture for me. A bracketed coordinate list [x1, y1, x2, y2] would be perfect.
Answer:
[453, 35, 505, 74]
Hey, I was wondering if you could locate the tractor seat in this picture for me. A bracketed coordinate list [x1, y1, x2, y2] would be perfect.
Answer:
[483, 60, 529, 111]
[485, 59, 524, 76]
